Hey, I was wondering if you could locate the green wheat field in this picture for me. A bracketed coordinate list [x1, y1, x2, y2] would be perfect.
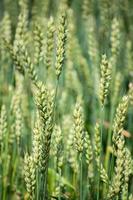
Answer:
[0, 0, 133, 199]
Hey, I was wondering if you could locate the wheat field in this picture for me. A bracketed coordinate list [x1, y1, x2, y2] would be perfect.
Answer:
[0, 0, 133, 199]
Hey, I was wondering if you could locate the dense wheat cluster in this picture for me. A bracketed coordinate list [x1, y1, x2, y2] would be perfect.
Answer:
[0, 0, 133, 200]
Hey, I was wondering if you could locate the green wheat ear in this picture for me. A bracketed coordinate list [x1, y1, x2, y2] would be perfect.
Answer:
[128, 83, 133, 105]
[113, 95, 129, 147]
[18, 40, 38, 86]
[34, 81, 54, 176]
[84, 131, 93, 165]
[0, 12, 12, 43]
[32, 118, 42, 167]
[33, 23, 44, 65]
[126, 40, 133, 76]
[14, 11, 28, 52]
[99, 0, 110, 29]
[55, 11, 67, 79]
[111, 18, 120, 58]
[73, 98, 84, 153]
[50, 125, 62, 159]
[24, 154, 36, 199]
[45, 17, 55, 71]
[3, 39, 25, 74]
[94, 123, 108, 184]
[87, 16, 99, 65]
[122, 148, 133, 200]
[99, 54, 111, 106]
[112, 72, 123, 105]
[0, 105, 7, 149]
[107, 135, 125, 199]
[82, 0, 93, 20]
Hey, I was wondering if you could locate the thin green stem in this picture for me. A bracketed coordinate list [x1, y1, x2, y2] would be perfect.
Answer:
[79, 153, 83, 200]
[59, 168, 61, 200]
[105, 103, 115, 176]
[36, 169, 39, 200]
[97, 106, 104, 200]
